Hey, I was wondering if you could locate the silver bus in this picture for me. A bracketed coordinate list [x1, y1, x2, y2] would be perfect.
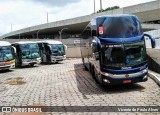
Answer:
[37, 40, 67, 63]
[12, 41, 41, 67]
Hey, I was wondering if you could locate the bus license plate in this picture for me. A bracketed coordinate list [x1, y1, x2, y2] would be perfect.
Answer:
[123, 80, 132, 84]
[0, 62, 4, 66]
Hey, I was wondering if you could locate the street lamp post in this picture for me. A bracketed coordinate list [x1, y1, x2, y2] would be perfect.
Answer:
[47, 12, 48, 23]
[37, 30, 42, 39]
[11, 24, 13, 31]
[59, 28, 68, 42]
[94, 0, 96, 13]
[100, 0, 102, 11]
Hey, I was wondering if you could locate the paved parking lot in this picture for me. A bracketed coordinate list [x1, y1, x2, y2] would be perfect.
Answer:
[0, 59, 159, 115]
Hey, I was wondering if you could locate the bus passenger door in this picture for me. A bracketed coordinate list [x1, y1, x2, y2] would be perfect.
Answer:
[44, 43, 51, 63]
[12, 44, 22, 67]
[38, 43, 45, 62]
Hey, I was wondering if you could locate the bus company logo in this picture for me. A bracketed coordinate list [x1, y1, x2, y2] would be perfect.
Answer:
[2, 107, 12, 112]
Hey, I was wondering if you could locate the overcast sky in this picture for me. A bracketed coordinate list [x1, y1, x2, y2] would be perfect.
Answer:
[0, 0, 155, 35]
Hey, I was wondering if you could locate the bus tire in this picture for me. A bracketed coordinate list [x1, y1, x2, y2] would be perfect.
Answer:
[15, 62, 20, 68]
[82, 58, 84, 64]
[89, 63, 92, 72]
[92, 67, 100, 84]
[84, 66, 88, 71]
[30, 63, 34, 67]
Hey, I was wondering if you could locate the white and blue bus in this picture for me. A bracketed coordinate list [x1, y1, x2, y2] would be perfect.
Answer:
[81, 14, 155, 85]
[0, 41, 16, 70]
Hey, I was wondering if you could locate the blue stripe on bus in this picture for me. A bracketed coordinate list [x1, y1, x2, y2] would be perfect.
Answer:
[101, 64, 148, 74]
[99, 34, 144, 44]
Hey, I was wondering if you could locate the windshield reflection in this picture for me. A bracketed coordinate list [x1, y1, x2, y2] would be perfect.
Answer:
[20, 43, 40, 59]
[101, 41, 147, 67]
[0, 46, 14, 62]
[50, 44, 65, 56]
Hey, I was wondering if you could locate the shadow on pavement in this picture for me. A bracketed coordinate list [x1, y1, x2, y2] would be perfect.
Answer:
[14, 65, 39, 69]
[0, 69, 14, 73]
[74, 63, 145, 95]
[40, 62, 64, 65]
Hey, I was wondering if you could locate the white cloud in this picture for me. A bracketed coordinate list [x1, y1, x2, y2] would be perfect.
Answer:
[0, 0, 154, 35]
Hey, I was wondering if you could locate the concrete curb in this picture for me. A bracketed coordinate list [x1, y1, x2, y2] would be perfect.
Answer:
[148, 70, 160, 87]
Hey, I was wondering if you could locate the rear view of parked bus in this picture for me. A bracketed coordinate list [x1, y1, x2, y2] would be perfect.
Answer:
[37, 40, 67, 63]
[0, 41, 15, 70]
[81, 14, 155, 86]
[12, 41, 41, 67]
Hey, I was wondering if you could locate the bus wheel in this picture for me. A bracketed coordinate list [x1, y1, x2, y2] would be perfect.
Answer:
[30, 63, 34, 67]
[15, 63, 20, 68]
[84, 66, 88, 71]
[82, 58, 85, 65]
[89, 64, 92, 72]
[92, 67, 100, 84]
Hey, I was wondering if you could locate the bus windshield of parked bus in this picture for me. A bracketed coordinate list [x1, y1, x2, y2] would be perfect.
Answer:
[50, 44, 65, 56]
[20, 43, 40, 59]
[101, 41, 147, 67]
[98, 16, 143, 38]
[0, 46, 14, 62]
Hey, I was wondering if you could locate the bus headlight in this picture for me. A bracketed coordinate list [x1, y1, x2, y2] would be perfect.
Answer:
[142, 68, 148, 74]
[103, 78, 110, 83]
[101, 72, 113, 77]
[143, 75, 148, 80]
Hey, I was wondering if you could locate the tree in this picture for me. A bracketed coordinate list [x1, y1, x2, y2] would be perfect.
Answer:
[97, 6, 120, 13]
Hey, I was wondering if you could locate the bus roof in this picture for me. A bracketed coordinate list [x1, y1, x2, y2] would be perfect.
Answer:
[95, 14, 138, 19]
[37, 40, 63, 44]
[13, 41, 37, 45]
[0, 41, 11, 46]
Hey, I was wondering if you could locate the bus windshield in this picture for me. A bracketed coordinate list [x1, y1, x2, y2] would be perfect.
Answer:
[50, 44, 65, 56]
[97, 16, 143, 38]
[0, 46, 14, 62]
[20, 43, 40, 59]
[101, 41, 147, 67]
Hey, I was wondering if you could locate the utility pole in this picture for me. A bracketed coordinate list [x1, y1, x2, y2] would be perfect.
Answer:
[47, 12, 48, 23]
[94, 0, 96, 13]
[11, 24, 12, 31]
[100, 0, 102, 11]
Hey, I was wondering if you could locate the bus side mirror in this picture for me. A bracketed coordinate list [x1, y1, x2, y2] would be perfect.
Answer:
[64, 45, 67, 51]
[12, 46, 16, 53]
[47, 45, 52, 50]
[47, 45, 52, 55]
[11, 46, 16, 58]
[144, 34, 156, 48]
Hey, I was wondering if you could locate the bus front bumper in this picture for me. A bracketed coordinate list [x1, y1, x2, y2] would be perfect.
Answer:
[51, 55, 66, 62]
[100, 69, 148, 85]
[0, 63, 15, 70]
[22, 58, 41, 66]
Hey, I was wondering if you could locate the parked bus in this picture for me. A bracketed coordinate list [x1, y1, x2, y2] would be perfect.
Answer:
[81, 14, 155, 86]
[37, 40, 67, 63]
[0, 41, 16, 70]
[12, 41, 41, 67]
